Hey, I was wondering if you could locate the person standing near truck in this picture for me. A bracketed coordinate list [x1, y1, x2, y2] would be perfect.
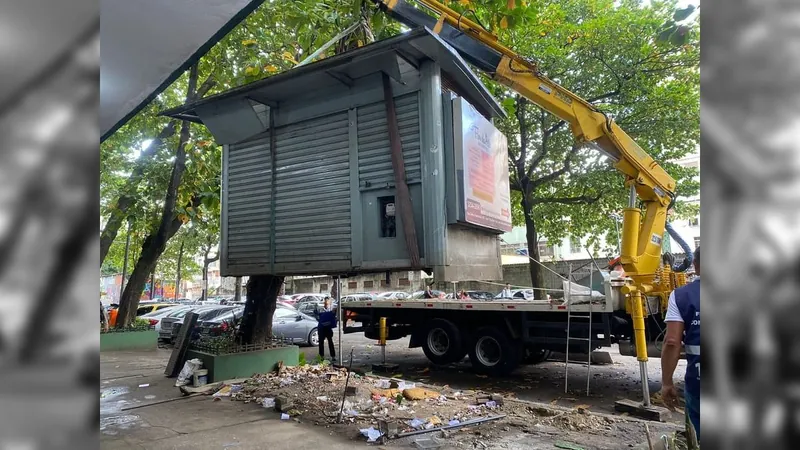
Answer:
[662, 246, 700, 445]
[316, 297, 337, 360]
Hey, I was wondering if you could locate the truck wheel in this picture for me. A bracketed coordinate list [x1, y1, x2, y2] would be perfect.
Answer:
[468, 326, 522, 375]
[522, 346, 551, 364]
[422, 319, 464, 365]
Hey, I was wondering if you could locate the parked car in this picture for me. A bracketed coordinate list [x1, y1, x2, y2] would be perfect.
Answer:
[342, 293, 375, 302]
[295, 294, 326, 306]
[296, 301, 324, 316]
[285, 293, 320, 305]
[141, 305, 193, 331]
[196, 307, 246, 337]
[463, 291, 495, 301]
[376, 291, 409, 300]
[272, 307, 320, 346]
[170, 306, 238, 343]
[410, 290, 446, 299]
[160, 305, 228, 342]
[494, 289, 535, 300]
[136, 302, 179, 316]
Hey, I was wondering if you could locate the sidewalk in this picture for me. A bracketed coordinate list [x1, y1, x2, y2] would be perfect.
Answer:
[101, 350, 359, 450]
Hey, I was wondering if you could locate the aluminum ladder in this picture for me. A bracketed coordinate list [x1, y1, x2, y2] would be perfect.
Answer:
[564, 262, 594, 396]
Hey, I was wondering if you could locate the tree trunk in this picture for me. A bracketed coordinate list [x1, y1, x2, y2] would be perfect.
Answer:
[119, 220, 131, 301]
[238, 275, 284, 345]
[149, 264, 156, 300]
[201, 261, 209, 302]
[114, 65, 200, 327]
[234, 277, 242, 303]
[175, 239, 184, 301]
[522, 196, 546, 300]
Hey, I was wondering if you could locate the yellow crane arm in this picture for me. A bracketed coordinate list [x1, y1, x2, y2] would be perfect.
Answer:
[375, 0, 677, 278]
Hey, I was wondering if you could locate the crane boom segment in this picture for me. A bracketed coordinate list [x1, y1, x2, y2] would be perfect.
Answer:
[375, 0, 677, 278]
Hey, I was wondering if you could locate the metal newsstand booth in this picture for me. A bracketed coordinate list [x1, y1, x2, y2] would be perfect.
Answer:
[162, 28, 512, 282]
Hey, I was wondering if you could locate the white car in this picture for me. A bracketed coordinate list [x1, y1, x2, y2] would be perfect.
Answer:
[142, 305, 193, 331]
[376, 291, 409, 300]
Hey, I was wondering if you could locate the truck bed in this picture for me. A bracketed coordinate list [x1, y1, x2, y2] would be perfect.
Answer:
[341, 297, 613, 314]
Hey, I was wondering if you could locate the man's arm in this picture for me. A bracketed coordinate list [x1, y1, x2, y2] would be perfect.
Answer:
[661, 292, 684, 390]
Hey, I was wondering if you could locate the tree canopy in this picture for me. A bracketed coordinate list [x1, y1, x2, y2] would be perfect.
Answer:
[100, 0, 699, 306]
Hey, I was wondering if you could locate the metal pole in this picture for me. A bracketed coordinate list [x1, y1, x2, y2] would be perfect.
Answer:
[564, 263, 572, 394]
[614, 218, 621, 255]
[640, 360, 651, 407]
[175, 239, 184, 302]
[587, 263, 593, 396]
[337, 275, 343, 367]
[119, 218, 132, 302]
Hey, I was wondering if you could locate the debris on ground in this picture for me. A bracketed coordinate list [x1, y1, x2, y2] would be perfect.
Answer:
[190, 363, 678, 447]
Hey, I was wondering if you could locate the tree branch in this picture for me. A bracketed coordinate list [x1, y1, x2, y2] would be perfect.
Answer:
[586, 90, 620, 104]
[514, 95, 528, 167]
[531, 144, 581, 188]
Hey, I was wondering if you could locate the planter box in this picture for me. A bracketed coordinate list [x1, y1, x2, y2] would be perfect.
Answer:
[185, 346, 299, 382]
[100, 330, 157, 351]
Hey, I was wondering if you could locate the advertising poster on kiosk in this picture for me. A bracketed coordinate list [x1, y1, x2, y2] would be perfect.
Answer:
[455, 98, 512, 232]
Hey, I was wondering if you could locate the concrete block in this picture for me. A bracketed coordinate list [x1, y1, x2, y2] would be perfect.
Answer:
[490, 394, 505, 405]
[614, 399, 671, 422]
[275, 396, 294, 413]
[590, 351, 614, 365]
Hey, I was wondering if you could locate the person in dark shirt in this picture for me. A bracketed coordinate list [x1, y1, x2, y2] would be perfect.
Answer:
[316, 297, 337, 360]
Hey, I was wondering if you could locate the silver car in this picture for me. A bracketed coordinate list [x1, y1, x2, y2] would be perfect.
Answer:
[272, 307, 320, 347]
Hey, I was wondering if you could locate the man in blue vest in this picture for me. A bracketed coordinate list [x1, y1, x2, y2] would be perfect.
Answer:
[662, 246, 700, 444]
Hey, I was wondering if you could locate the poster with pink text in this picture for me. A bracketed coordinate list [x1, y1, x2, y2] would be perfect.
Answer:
[456, 98, 512, 232]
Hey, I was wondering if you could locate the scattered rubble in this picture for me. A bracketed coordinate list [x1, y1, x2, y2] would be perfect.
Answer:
[192, 363, 678, 447]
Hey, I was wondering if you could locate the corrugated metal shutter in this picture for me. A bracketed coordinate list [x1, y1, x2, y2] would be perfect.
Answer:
[273, 111, 351, 264]
[226, 134, 271, 266]
[357, 92, 421, 187]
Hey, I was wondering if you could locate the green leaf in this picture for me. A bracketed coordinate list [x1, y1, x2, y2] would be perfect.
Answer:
[673, 6, 696, 22]
[657, 25, 677, 44]
[670, 25, 689, 47]
[501, 97, 517, 116]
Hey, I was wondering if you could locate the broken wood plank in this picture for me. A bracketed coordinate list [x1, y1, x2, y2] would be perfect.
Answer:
[382, 72, 420, 268]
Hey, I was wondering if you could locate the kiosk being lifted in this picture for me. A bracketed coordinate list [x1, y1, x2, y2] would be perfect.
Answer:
[163, 29, 512, 281]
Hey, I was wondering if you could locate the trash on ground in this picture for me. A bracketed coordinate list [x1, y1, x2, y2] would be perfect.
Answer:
[408, 418, 425, 429]
[360, 426, 383, 442]
[403, 387, 441, 401]
[261, 398, 275, 408]
[280, 413, 290, 420]
[213, 385, 233, 398]
[175, 359, 203, 387]
[138, 384, 150, 388]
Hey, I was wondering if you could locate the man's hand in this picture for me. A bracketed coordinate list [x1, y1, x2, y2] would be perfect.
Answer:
[103, 324, 110, 333]
[662, 382, 679, 408]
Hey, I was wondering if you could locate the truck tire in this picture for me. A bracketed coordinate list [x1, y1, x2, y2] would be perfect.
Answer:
[468, 326, 522, 375]
[421, 319, 464, 365]
[522, 346, 551, 364]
